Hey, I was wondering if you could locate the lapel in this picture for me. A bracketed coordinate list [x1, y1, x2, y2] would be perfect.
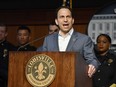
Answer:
[66, 31, 78, 51]
[53, 33, 59, 51]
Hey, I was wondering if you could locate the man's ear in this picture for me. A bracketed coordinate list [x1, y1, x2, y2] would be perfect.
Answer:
[55, 19, 58, 25]
[72, 18, 74, 24]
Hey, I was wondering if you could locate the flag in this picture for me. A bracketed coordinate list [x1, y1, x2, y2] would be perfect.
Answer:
[62, 0, 72, 8]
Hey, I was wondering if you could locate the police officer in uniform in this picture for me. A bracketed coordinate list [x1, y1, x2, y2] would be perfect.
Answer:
[92, 34, 116, 87]
[0, 24, 16, 87]
[16, 25, 36, 51]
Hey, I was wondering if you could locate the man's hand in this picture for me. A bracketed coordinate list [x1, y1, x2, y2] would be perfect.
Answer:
[88, 64, 96, 78]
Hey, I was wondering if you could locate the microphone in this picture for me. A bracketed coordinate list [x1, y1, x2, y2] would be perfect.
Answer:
[17, 32, 55, 51]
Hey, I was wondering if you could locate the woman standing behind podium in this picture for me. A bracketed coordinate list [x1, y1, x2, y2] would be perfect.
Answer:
[92, 34, 116, 87]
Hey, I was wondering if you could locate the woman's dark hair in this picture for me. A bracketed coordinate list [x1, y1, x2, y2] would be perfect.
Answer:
[96, 34, 111, 43]
[55, 6, 74, 19]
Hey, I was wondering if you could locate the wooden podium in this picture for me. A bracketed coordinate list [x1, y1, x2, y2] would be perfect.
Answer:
[8, 52, 92, 87]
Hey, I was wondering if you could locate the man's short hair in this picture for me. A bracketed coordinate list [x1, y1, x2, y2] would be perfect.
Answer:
[17, 25, 31, 33]
[55, 6, 73, 19]
[0, 23, 7, 32]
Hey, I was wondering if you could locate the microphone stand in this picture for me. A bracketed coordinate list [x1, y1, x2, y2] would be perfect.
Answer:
[17, 34, 48, 51]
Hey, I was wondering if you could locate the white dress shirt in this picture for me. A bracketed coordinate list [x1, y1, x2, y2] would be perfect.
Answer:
[58, 28, 74, 51]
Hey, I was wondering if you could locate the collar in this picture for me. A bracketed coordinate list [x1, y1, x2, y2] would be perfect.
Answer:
[0, 39, 5, 44]
[58, 28, 74, 37]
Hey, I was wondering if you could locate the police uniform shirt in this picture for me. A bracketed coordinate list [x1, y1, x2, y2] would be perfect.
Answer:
[0, 40, 16, 87]
[92, 52, 116, 87]
[0, 40, 16, 70]
[16, 44, 37, 51]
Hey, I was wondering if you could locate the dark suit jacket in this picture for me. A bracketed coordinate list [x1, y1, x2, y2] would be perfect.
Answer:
[92, 52, 116, 87]
[0, 40, 16, 87]
[42, 31, 100, 68]
[16, 44, 36, 51]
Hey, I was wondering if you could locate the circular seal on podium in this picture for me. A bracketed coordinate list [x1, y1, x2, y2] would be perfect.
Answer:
[25, 54, 56, 87]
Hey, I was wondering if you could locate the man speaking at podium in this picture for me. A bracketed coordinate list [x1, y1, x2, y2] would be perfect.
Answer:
[42, 6, 100, 78]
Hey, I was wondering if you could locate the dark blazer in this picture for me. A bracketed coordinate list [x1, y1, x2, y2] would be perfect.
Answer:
[16, 44, 37, 51]
[0, 40, 16, 87]
[42, 31, 100, 68]
[92, 52, 116, 87]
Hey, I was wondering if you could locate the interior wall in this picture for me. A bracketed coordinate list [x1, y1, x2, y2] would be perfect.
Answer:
[7, 24, 88, 48]
[1, 8, 98, 48]
[7, 25, 48, 48]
